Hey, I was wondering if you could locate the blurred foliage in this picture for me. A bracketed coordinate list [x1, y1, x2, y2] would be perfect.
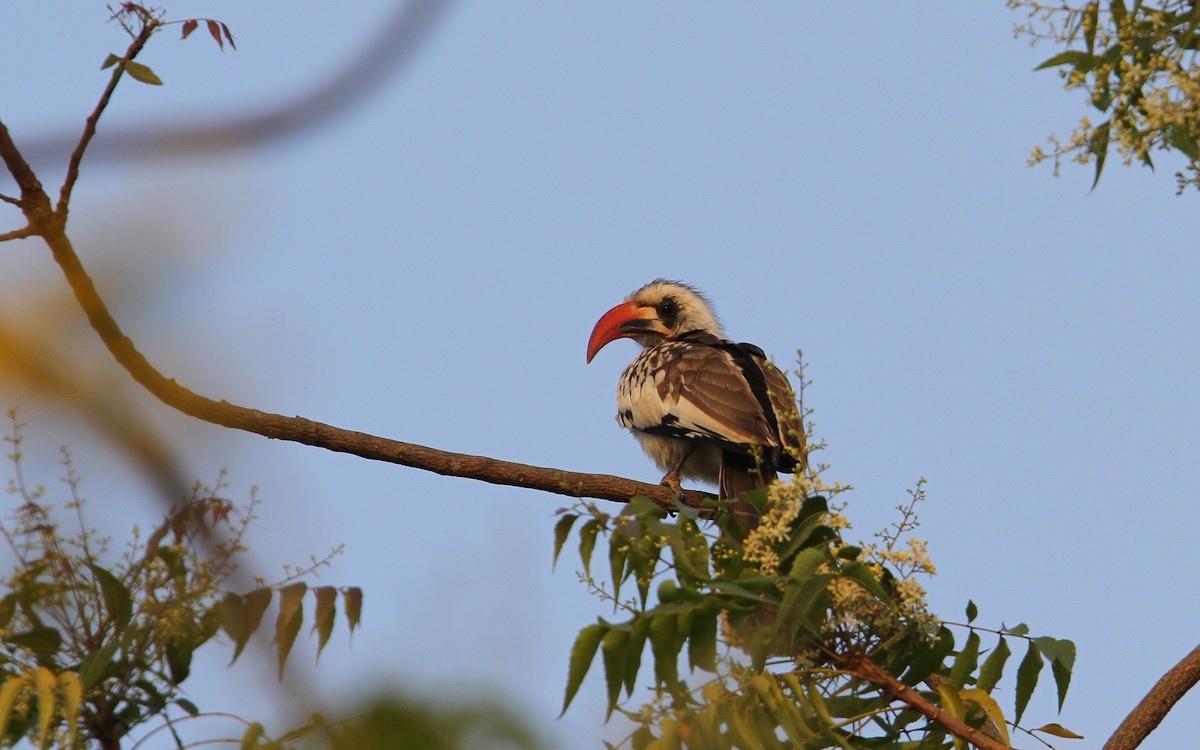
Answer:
[0, 411, 510, 749]
[557, 472, 1080, 749]
[1012, 0, 1200, 191]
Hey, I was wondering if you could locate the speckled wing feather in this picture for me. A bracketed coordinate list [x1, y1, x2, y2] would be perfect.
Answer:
[617, 331, 794, 465]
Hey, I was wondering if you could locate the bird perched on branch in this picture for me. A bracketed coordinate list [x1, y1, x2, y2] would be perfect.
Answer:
[586, 280, 804, 522]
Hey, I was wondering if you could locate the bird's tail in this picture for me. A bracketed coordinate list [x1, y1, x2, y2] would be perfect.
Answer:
[719, 451, 775, 529]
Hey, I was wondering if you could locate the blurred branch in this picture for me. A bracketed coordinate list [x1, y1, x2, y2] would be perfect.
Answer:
[11, 0, 452, 172]
[1103, 643, 1200, 750]
[0, 319, 191, 503]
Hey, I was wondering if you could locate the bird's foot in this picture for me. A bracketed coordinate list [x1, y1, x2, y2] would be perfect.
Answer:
[659, 468, 684, 498]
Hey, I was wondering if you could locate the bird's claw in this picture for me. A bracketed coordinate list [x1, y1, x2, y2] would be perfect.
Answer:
[659, 469, 684, 498]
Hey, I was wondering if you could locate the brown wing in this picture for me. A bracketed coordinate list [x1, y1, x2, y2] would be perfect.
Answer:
[625, 339, 779, 452]
[755, 354, 806, 473]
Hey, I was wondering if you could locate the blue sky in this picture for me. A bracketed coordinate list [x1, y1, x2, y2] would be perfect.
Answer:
[3, 3, 1199, 748]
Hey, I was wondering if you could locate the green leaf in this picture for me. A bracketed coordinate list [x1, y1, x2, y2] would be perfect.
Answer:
[166, 639, 193, 684]
[934, 683, 967, 750]
[1089, 121, 1111, 191]
[1014, 640, 1043, 724]
[101, 53, 120, 69]
[222, 588, 273, 664]
[760, 547, 830, 665]
[838, 561, 890, 603]
[0, 676, 27, 744]
[648, 611, 681, 690]
[60, 672, 81, 750]
[1111, 0, 1127, 29]
[630, 727, 656, 750]
[274, 582, 307, 679]
[34, 667, 54, 750]
[561, 623, 606, 715]
[624, 494, 665, 519]
[157, 546, 186, 578]
[124, 61, 163, 85]
[959, 688, 1011, 747]
[1083, 2, 1099, 53]
[311, 586, 337, 661]
[631, 533, 662, 608]
[600, 627, 629, 718]
[624, 615, 651, 698]
[687, 603, 717, 673]
[342, 587, 363, 634]
[965, 600, 977, 623]
[10, 626, 62, 663]
[902, 626, 954, 686]
[579, 518, 602, 576]
[1033, 49, 1096, 71]
[1169, 123, 1200, 160]
[174, 698, 199, 716]
[89, 563, 133, 632]
[1033, 722, 1084, 739]
[552, 514, 579, 569]
[948, 631, 980, 689]
[676, 516, 709, 580]
[787, 546, 826, 583]
[609, 531, 629, 603]
[976, 636, 1010, 694]
[1035, 637, 1076, 711]
[79, 641, 118, 690]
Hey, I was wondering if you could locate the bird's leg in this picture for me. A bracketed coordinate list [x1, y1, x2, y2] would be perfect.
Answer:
[659, 448, 696, 496]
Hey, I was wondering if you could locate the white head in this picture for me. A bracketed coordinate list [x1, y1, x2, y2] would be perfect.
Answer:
[586, 279, 725, 362]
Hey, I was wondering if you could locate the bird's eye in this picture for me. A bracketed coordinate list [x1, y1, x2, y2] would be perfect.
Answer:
[657, 298, 679, 328]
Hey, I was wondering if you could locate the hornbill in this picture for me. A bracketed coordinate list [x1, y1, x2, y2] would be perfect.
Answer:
[586, 280, 804, 522]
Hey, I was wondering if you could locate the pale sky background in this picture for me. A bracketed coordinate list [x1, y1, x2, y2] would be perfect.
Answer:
[2, 3, 1199, 749]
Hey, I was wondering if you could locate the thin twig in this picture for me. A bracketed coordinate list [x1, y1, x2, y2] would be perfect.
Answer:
[57, 17, 158, 215]
[0, 121, 51, 214]
[1103, 643, 1200, 750]
[0, 226, 35, 242]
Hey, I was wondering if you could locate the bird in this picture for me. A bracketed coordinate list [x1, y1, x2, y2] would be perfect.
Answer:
[586, 279, 804, 523]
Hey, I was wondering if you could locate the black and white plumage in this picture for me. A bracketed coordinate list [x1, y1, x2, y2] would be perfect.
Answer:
[586, 280, 804, 519]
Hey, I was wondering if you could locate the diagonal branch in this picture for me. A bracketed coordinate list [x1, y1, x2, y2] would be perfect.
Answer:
[35, 218, 712, 510]
[1103, 643, 1200, 750]
[0, 129, 711, 509]
[0, 4, 709, 515]
[837, 652, 1012, 750]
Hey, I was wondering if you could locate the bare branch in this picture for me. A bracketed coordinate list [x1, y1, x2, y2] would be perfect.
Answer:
[1103, 643, 1200, 750]
[38, 226, 708, 509]
[57, 17, 158, 215]
[0, 226, 35, 243]
[0, 120, 50, 211]
[0, 118, 713, 514]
